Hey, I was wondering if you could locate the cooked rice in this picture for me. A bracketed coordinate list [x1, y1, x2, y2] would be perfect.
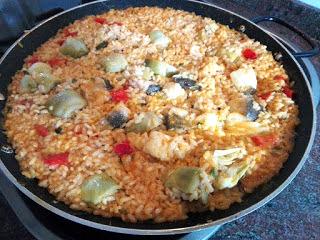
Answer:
[4, 7, 299, 223]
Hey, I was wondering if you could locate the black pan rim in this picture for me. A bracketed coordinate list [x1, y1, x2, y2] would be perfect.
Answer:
[0, 0, 317, 235]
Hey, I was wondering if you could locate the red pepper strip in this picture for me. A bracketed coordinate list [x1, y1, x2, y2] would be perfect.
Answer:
[34, 124, 49, 137]
[26, 56, 39, 65]
[63, 29, 78, 37]
[110, 88, 129, 103]
[114, 141, 134, 157]
[94, 17, 107, 24]
[242, 48, 257, 60]
[48, 58, 66, 68]
[259, 92, 272, 100]
[43, 152, 69, 166]
[251, 134, 278, 147]
[282, 86, 294, 98]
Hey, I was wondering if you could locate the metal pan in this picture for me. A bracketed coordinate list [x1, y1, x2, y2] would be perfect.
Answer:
[0, 0, 317, 235]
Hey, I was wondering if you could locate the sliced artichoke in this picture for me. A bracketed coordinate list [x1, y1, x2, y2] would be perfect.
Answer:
[214, 159, 250, 190]
[60, 38, 89, 58]
[46, 90, 87, 118]
[81, 174, 119, 205]
[149, 30, 170, 49]
[213, 148, 245, 167]
[102, 53, 128, 73]
[165, 167, 201, 194]
[126, 112, 162, 133]
[145, 59, 177, 77]
[20, 75, 37, 93]
[35, 73, 60, 93]
[28, 62, 52, 79]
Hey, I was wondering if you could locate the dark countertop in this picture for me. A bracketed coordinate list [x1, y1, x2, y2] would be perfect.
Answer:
[0, 0, 319, 239]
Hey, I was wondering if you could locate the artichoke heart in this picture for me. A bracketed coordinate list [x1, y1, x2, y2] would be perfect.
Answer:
[81, 174, 119, 205]
[214, 159, 251, 190]
[60, 38, 89, 58]
[46, 90, 87, 118]
[165, 167, 201, 194]
[145, 59, 177, 77]
[149, 30, 170, 49]
[126, 112, 162, 133]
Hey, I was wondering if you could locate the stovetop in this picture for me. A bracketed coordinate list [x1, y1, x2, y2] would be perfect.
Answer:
[0, 1, 319, 240]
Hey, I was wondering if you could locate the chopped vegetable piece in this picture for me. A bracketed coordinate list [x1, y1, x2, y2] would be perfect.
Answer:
[60, 38, 89, 58]
[210, 168, 218, 178]
[48, 58, 66, 68]
[146, 84, 162, 95]
[126, 112, 162, 133]
[103, 79, 114, 90]
[230, 67, 257, 92]
[282, 86, 293, 98]
[43, 152, 69, 166]
[96, 41, 108, 50]
[214, 159, 250, 189]
[54, 127, 63, 134]
[251, 134, 278, 147]
[114, 140, 134, 156]
[34, 124, 49, 137]
[101, 54, 128, 73]
[165, 167, 201, 194]
[242, 48, 257, 60]
[274, 75, 287, 81]
[81, 174, 119, 205]
[165, 113, 188, 130]
[246, 98, 262, 121]
[145, 59, 177, 77]
[28, 62, 52, 78]
[107, 108, 129, 128]
[46, 90, 87, 118]
[149, 30, 170, 49]
[26, 56, 39, 65]
[259, 92, 272, 100]
[110, 89, 128, 103]
[213, 148, 245, 167]
[173, 76, 201, 91]
[94, 17, 107, 24]
[20, 75, 37, 93]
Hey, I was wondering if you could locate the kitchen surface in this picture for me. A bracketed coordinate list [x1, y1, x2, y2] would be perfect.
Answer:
[0, 0, 319, 239]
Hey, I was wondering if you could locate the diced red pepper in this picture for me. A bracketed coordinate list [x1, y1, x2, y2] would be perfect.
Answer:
[282, 86, 294, 98]
[94, 17, 107, 24]
[113, 141, 134, 157]
[56, 39, 65, 46]
[34, 124, 49, 137]
[94, 17, 122, 26]
[63, 28, 78, 37]
[242, 48, 257, 60]
[110, 88, 129, 103]
[259, 92, 272, 100]
[251, 134, 278, 147]
[26, 56, 39, 65]
[48, 58, 66, 68]
[274, 75, 286, 81]
[43, 152, 69, 166]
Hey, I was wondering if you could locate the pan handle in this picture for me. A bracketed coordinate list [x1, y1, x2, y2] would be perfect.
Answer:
[251, 16, 320, 58]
